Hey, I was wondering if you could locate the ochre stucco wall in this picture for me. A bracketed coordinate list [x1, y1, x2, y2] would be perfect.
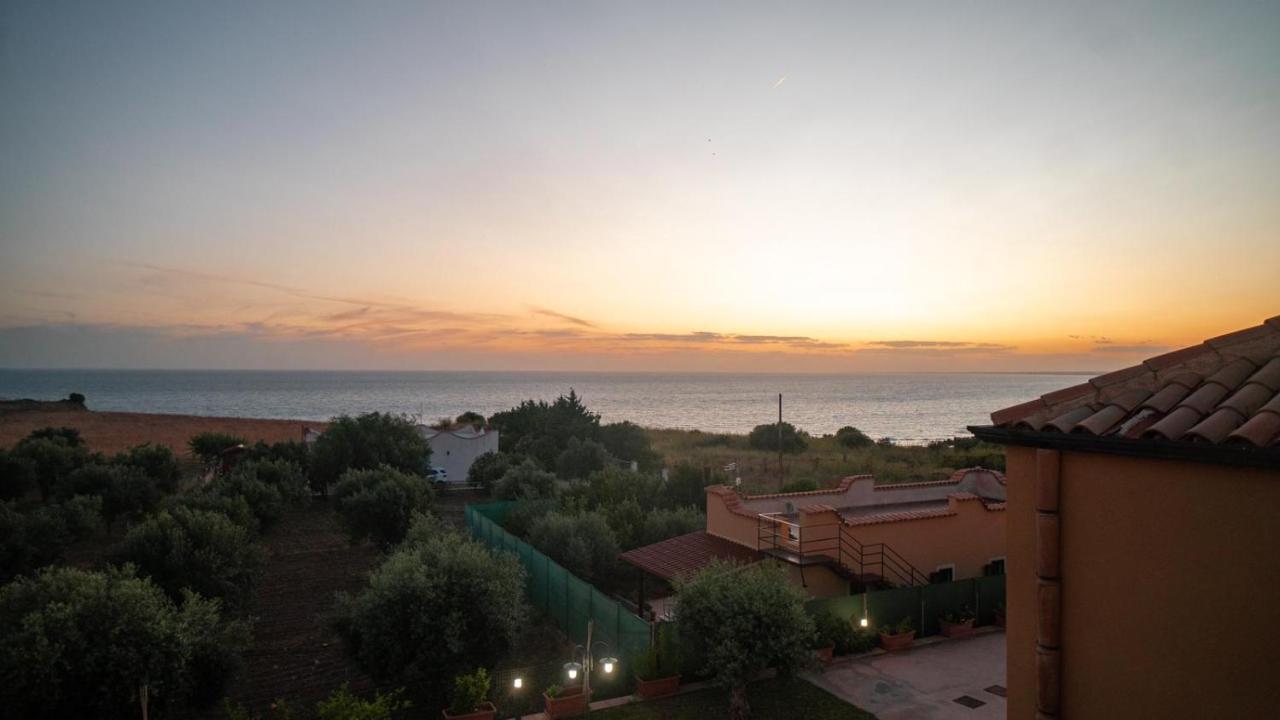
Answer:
[1004, 447, 1280, 718]
[845, 497, 1006, 581]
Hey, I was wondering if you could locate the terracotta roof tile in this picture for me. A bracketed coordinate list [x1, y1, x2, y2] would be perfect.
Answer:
[989, 318, 1280, 448]
[620, 531, 762, 581]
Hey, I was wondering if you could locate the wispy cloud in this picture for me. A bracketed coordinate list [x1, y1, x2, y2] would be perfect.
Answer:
[1092, 343, 1170, 354]
[866, 340, 1011, 350]
[529, 307, 596, 328]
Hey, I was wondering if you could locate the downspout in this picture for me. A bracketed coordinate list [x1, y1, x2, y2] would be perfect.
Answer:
[1036, 449, 1062, 718]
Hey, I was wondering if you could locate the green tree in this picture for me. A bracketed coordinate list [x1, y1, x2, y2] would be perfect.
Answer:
[466, 451, 513, 492]
[640, 505, 705, 546]
[598, 421, 663, 471]
[527, 511, 620, 584]
[332, 466, 434, 547]
[113, 443, 182, 493]
[335, 529, 526, 701]
[0, 566, 248, 719]
[664, 462, 719, 511]
[0, 448, 37, 501]
[204, 465, 292, 529]
[489, 390, 601, 467]
[11, 435, 90, 501]
[316, 684, 410, 720]
[188, 432, 248, 463]
[492, 459, 557, 500]
[675, 561, 815, 720]
[236, 458, 309, 502]
[835, 426, 873, 449]
[310, 413, 431, 495]
[555, 437, 612, 480]
[163, 492, 259, 532]
[747, 422, 809, 454]
[113, 507, 264, 612]
[24, 426, 84, 447]
[455, 411, 487, 428]
[0, 501, 69, 582]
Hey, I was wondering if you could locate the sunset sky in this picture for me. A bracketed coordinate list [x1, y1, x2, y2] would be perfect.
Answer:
[2, 1, 1278, 372]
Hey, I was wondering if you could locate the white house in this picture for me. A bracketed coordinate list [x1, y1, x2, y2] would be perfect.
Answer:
[417, 425, 500, 483]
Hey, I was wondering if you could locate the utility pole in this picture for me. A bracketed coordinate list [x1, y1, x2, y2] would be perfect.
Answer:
[778, 393, 783, 487]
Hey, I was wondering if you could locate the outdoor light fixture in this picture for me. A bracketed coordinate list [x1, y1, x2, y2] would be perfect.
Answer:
[859, 617, 869, 628]
[564, 661, 582, 680]
[513, 677, 523, 689]
[601, 657, 618, 674]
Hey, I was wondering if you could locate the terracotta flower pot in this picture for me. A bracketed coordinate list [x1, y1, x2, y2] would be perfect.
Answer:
[879, 630, 915, 651]
[636, 673, 681, 699]
[994, 608, 1006, 628]
[940, 618, 975, 638]
[442, 701, 497, 720]
[544, 686, 588, 719]
[814, 645, 835, 665]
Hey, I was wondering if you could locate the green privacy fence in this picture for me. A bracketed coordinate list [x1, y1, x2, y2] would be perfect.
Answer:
[466, 502, 653, 667]
[806, 574, 1006, 637]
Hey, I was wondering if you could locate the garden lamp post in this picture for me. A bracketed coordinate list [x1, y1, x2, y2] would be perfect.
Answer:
[563, 619, 619, 703]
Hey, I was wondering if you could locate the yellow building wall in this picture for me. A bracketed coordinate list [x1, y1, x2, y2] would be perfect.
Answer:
[1004, 447, 1280, 718]
[843, 498, 1006, 581]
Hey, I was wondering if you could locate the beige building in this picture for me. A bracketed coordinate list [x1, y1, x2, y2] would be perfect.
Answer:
[972, 317, 1280, 719]
[622, 468, 1007, 608]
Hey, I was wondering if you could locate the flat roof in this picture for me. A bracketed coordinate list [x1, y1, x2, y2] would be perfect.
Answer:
[619, 531, 762, 582]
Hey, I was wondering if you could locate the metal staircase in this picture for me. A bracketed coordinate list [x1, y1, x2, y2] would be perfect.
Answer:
[756, 513, 929, 589]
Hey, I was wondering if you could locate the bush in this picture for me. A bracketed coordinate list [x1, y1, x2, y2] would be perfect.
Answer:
[835, 426, 874, 449]
[0, 501, 69, 582]
[500, 497, 558, 538]
[467, 451, 513, 492]
[0, 566, 248, 718]
[244, 440, 311, 473]
[675, 561, 814, 719]
[455, 411, 486, 428]
[206, 469, 287, 529]
[189, 432, 247, 463]
[489, 390, 600, 463]
[237, 458, 308, 502]
[57, 494, 104, 538]
[640, 506, 705, 546]
[113, 443, 181, 493]
[0, 448, 37, 501]
[58, 464, 159, 526]
[747, 422, 808, 454]
[527, 511, 620, 584]
[310, 413, 431, 495]
[316, 684, 410, 720]
[11, 435, 91, 500]
[332, 466, 434, 547]
[599, 421, 663, 471]
[493, 459, 557, 500]
[165, 492, 259, 532]
[114, 507, 264, 612]
[335, 529, 526, 700]
[555, 437, 612, 480]
[779, 479, 818, 493]
[449, 668, 491, 715]
[663, 462, 721, 511]
[24, 426, 84, 446]
[569, 466, 664, 510]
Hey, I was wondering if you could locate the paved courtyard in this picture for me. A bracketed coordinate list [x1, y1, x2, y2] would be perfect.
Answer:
[803, 630, 1006, 719]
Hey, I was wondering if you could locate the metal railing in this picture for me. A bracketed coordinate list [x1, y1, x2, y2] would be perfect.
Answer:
[756, 513, 929, 588]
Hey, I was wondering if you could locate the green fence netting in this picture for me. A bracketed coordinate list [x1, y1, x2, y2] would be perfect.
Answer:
[466, 502, 652, 669]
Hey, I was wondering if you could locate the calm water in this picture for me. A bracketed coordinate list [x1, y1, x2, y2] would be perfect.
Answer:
[0, 370, 1089, 442]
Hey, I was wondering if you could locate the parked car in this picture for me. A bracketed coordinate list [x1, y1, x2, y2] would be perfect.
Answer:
[426, 467, 449, 485]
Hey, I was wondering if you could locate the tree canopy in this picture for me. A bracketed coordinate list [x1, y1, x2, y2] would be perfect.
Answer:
[310, 413, 431, 495]
[747, 422, 809, 454]
[332, 466, 434, 547]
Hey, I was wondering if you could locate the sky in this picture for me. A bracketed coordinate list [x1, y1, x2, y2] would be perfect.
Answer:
[1, 1, 1278, 372]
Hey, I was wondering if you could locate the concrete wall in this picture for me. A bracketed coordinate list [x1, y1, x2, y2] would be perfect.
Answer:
[846, 496, 1006, 581]
[1004, 447, 1280, 718]
[423, 429, 499, 482]
[737, 470, 1004, 515]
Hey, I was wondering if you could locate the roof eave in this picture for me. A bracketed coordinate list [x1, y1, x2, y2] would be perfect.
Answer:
[968, 425, 1280, 471]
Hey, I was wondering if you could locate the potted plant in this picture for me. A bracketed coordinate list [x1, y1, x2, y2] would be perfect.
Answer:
[543, 683, 587, 719]
[994, 601, 1006, 628]
[635, 626, 681, 698]
[940, 604, 976, 639]
[879, 616, 916, 651]
[443, 668, 497, 720]
[810, 611, 843, 665]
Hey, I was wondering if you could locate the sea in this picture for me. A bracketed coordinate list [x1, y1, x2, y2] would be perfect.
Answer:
[0, 369, 1091, 443]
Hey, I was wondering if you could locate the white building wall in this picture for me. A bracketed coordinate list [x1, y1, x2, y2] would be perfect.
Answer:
[419, 427, 500, 482]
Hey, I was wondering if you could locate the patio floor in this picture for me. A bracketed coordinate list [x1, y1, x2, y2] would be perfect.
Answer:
[802, 629, 1006, 719]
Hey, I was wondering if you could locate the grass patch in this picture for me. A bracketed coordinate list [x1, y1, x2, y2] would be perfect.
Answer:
[590, 677, 876, 719]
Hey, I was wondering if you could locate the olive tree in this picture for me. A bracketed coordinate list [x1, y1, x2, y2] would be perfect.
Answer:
[0, 566, 248, 718]
[310, 413, 431, 495]
[332, 466, 433, 547]
[675, 561, 815, 720]
[335, 527, 526, 700]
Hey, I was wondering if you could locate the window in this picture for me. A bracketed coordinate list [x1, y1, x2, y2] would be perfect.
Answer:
[985, 557, 1006, 576]
[929, 564, 955, 584]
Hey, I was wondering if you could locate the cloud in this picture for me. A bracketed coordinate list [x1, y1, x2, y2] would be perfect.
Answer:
[866, 340, 1012, 350]
[1091, 343, 1170, 354]
[529, 307, 596, 328]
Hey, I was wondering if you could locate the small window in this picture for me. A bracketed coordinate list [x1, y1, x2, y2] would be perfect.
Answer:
[985, 558, 1006, 576]
[930, 565, 955, 584]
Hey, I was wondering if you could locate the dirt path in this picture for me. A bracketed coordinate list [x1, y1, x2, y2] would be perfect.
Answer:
[220, 504, 378, 715]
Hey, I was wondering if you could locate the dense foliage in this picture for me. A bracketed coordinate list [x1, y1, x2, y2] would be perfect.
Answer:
[113, 506, 264, 612]
[310, 413, 431, 495]
[466, 450, 513, 492]
[111, 443, 181, 493]
[493, 459, 557, 500]
[335, 519, 526, 701]
[598, 420, 663, 471]
[747, 422, 809, 454]
[555, 437, 612, 480]
[0, 447, 38, 501]
[834, 426, 873, 449]
[489, 390, 600, 468]
[527, 511, 621, 583]
[675, 561, 815, 720]
[332, 466, 434, 547]
[189, 432, 248, 463]
[0, 566, 248, 719]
